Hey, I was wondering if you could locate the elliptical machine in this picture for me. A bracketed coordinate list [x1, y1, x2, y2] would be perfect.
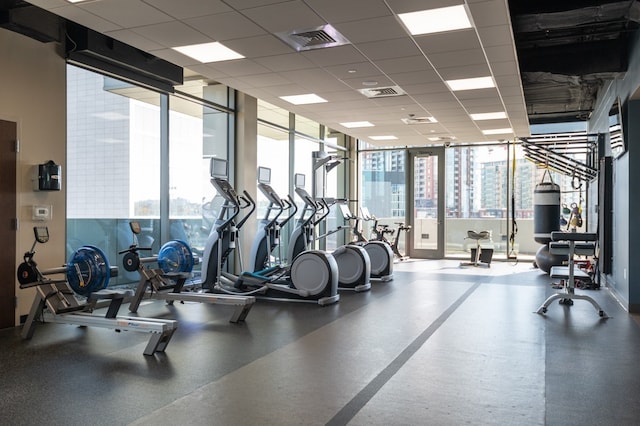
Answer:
[201, 159, 340, 305]
[248, 166, 298, 272]
[288, 173, 371, 292]
[338, 204, 394, 281]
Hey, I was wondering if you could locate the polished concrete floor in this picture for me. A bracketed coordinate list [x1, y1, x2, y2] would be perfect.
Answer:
[1, 259, 639, 426]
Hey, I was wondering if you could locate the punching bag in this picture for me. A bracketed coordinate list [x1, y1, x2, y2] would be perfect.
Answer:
[533, 174, 560, 244]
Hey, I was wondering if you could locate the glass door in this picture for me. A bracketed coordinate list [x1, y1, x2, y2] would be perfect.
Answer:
[408, 148, 445, 258]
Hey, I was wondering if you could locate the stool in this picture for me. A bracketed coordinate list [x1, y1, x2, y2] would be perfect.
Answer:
[461, 230, 492, 267]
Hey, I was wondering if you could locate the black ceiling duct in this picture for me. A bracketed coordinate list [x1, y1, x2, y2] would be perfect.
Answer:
[0, 2, 61, 43]
[65, 22, 183, 93]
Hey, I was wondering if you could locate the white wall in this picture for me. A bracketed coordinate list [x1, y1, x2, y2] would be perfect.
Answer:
[0, 29, 66, 324]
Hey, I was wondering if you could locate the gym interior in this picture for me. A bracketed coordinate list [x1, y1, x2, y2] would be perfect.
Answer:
[2, 1, 640, 425]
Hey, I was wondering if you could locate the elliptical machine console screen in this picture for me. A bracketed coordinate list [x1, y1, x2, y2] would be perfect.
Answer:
[258, 166, 271, 184]
[210, 157, 228, 178]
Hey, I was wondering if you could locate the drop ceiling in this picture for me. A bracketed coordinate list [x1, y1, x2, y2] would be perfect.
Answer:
[18, 0, 533, 146]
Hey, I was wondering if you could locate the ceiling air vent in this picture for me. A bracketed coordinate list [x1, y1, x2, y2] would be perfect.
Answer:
[401, 116, 437, 125]
[276, 24, 350, 51]
[357, 86, 406, 98]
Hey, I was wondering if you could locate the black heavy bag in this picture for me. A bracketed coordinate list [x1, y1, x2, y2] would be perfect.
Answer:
[533, 171, 560, 244]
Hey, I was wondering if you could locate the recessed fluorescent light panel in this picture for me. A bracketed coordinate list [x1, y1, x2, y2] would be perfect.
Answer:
[370, 136, 398, 141]
[470, 112, 508, 121]
[340, 121, 375, 128]
[482, 128, 513, 135]
[173, 42, 244, 63]
[66, 0, 89, 3]
[399, 5, 472, 36]
[279, 94, 328, 105]
[446, 76, 495, 91]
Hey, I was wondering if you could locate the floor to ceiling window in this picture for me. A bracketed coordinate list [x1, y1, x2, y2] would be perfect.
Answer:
[358, 148, 407, 254]
[358, 138, 592, 261]
[67, 65, 232, 285]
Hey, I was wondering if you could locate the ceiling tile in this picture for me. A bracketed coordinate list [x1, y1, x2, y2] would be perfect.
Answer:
[339, 75, 396, 90]
[228, 0, 294, 10]
[375, 55, 432, 74]
[302, 45, 369, 67]
[410, 90, 460, 104]
[333, 16, 407, 44]
[260, 83, 314, 97]
[234, 72, 292, 88]
[356, 37, 422, 61]
[141, 0, 232, 19]
[495, 75, 523, 88]
[468, 0, 511, 28]
[280, 69, 347, 91]
[48, 5, 122, 33]
[428, 48, 488, 69]
[79, 0, 174, 28]
[415, 29, 480, 55]
[203, 59, 272, 77]
[224, 34, 292, 58]
[323, 62, 383, 79]
[186, 63, 231, 80]
[131, 21, 210, 47]
[390, 70, 441, 86]
[183, 11, 266, 41]
[254, 53, 316, 72]
[437, 63, 492, 80]
[454, 88, 501, 101]
[304, 0, 392, 23]
[105, 29, 165, 51]
[461, 98, 504, 110]
[241, 1, 325, 33]
[476, 25, 513, 47]
[484, 45, 518, 64]
[491, 61, 519, 77]
[148, 47, 203, 66]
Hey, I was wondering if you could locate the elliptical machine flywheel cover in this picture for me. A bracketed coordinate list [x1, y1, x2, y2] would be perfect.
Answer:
[364, 241, 393, 275]
[289, 251, 337, 296]
[333, 245, 369, 284]
[157, 240, 194, 273]
[66, 245, 111, 296]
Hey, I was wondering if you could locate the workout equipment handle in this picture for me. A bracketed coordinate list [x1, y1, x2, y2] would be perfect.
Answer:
[118, 245, 152, 255]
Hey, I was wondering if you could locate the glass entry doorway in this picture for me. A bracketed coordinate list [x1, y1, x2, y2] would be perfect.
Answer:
[408, 148, 445, 259]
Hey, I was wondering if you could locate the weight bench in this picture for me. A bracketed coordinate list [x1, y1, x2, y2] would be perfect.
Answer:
[460, 230, 492, 267]
[536, 231, 608, 318]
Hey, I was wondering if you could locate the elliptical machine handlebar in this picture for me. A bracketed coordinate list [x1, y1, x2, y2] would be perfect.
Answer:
[278, 195, 298, 229]
[314, 198, 333, 226]
[235, 190, 256, 230]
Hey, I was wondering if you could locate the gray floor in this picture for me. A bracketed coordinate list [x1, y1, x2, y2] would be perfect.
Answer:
[1, 260, 639, 426]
